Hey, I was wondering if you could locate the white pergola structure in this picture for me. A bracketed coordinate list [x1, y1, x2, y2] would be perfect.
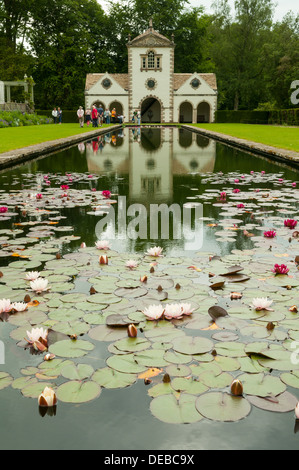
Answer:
[0, 75, 35, 109]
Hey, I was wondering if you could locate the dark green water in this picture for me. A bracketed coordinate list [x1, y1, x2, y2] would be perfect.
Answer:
[0, 127, 299, 450]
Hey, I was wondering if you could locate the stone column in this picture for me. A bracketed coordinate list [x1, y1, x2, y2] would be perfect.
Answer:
[0, 81, 5, 104]
[6, 85, 11, 102]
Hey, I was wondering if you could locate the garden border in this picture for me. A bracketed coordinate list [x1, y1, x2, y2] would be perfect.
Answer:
[183, 124, 299, 169]
[0, 125, 122, 170]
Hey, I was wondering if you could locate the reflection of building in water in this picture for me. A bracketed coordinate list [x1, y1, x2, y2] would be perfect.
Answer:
[86, 128, 215, 201]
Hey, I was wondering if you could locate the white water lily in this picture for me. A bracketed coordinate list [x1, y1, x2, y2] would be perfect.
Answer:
[38, 387, 57, 407]
[0, 298, 12, 314]
[30, 278, 49, 294]
[95, 240, 110, 250]
[125, 260, 138, 269]
[11, 302, 28, 312]
[145, 246, 163, 257]
[142, 304, 164, 321]
[26, 327, 48, 344]
[252, 297, 274, 311]
[164, 303, 184, 320]
[26, 271, 40, 281]
[180, 303, 195, 316]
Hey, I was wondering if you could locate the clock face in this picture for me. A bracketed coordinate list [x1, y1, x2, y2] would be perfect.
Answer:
[147, 79, 156, 89]
[191, 78, 200, 89]
[102, 78, 111, 89]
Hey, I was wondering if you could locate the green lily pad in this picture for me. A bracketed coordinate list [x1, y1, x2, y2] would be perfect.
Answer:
[196, 392, 251, 422]
[92, 368, 136, 389]
[56, 380, 101, 403]
[150, 393, 203, 424]
[49, 339, 94, 358]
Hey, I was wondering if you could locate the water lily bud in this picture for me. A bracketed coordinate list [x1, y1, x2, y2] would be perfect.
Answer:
[231, 379, 243, 396]
[80, 242, 86, 248]
[163, 373, 171, 383]
[140, 275, 147, 283]
[175, 283, 181, 290]
[90, 286, 97, 295]
[0, 272, 3, 278]
[128, 324, 138, 338]
[157, 285, 163, 292]
[44, 353, 56, 361]
[231, 292, 243, 300]
[266, 322, 275, 331]
[24, 294, 31, 303]
[144, 378, 152, 385]
[99, 255, 108, 265]
[38, 387, 57, 407]
[150, 267, 155, 273]
[56, 253, 61, 259]
[295, 403, 299, 420]
[289, 306, 298, 313]
[70, 334, 77, 340]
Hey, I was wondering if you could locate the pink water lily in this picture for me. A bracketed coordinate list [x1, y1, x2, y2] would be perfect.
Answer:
[36, 194, 43, 200]
[164, 304, 184, 320]
[0, 207, 8, 213]
[292, 182, 297, 188]
[233, 188, 240, 194]
[95, 240, 110, 250]
[220, 192, 227, 200]
[0, 299, 12, 314]
[272, 264, 289, 275]
[145, 246, 163, 257]
[237, 203, 244, 209]
[26, 327, 48, 351]
[264, 230, 276, 238]
[102, 190, 111, 198]
[284, 219, 297, 230]
[125, 260, 139, 270]
[251, 297, 273, 311]
[60, 185, 69, 191]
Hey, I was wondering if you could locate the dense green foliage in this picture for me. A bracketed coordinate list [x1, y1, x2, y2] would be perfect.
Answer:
[0, 0, 298, 111]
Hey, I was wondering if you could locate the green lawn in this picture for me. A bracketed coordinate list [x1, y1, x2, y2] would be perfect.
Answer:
[0, 123, 114, 153]
[191, 123, 299, 153]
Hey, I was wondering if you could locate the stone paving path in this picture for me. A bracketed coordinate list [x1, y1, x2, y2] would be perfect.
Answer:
[183, 125, 299, 169]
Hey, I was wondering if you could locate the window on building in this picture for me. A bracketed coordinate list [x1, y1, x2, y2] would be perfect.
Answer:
[148, 51, 155, 68]
[141, 51, 162, 70]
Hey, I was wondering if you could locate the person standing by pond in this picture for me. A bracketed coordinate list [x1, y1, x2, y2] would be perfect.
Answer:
[77, 106, 85, 128]
[137, 110, 141, 126]
[104, 108, 111, 124]
[52, 107, 58, 124]
[92, 105, 98, 127]
[85, 108, 91, 127]
[97, 103, 104, 126]
[111, 108, 117, 124]
[57, 107, 62, 124]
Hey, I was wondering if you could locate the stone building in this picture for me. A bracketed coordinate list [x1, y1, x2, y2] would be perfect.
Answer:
[85, 21, 217, 123]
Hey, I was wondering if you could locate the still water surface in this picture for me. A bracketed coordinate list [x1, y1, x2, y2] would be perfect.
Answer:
[0, 127, 299, 450]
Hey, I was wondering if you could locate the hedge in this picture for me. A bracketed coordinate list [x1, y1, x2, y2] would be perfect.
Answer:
[36, 109, 78, 123]
[215, 109, 299, 126]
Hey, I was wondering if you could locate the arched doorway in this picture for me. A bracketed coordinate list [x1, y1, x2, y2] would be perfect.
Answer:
[197, 102, 211, 123]
[109, 101, 123, 116]
[179, 102, 193, 123]
[141, 98, 161, 123]
[92, 101, 105, 109]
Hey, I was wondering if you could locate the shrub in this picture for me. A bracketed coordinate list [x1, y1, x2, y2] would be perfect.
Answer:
[0, 111, 53, 128]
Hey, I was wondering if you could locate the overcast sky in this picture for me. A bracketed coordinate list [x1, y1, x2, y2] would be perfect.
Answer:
[101, 0, 298, 21]
[188, 0, 298, 21]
